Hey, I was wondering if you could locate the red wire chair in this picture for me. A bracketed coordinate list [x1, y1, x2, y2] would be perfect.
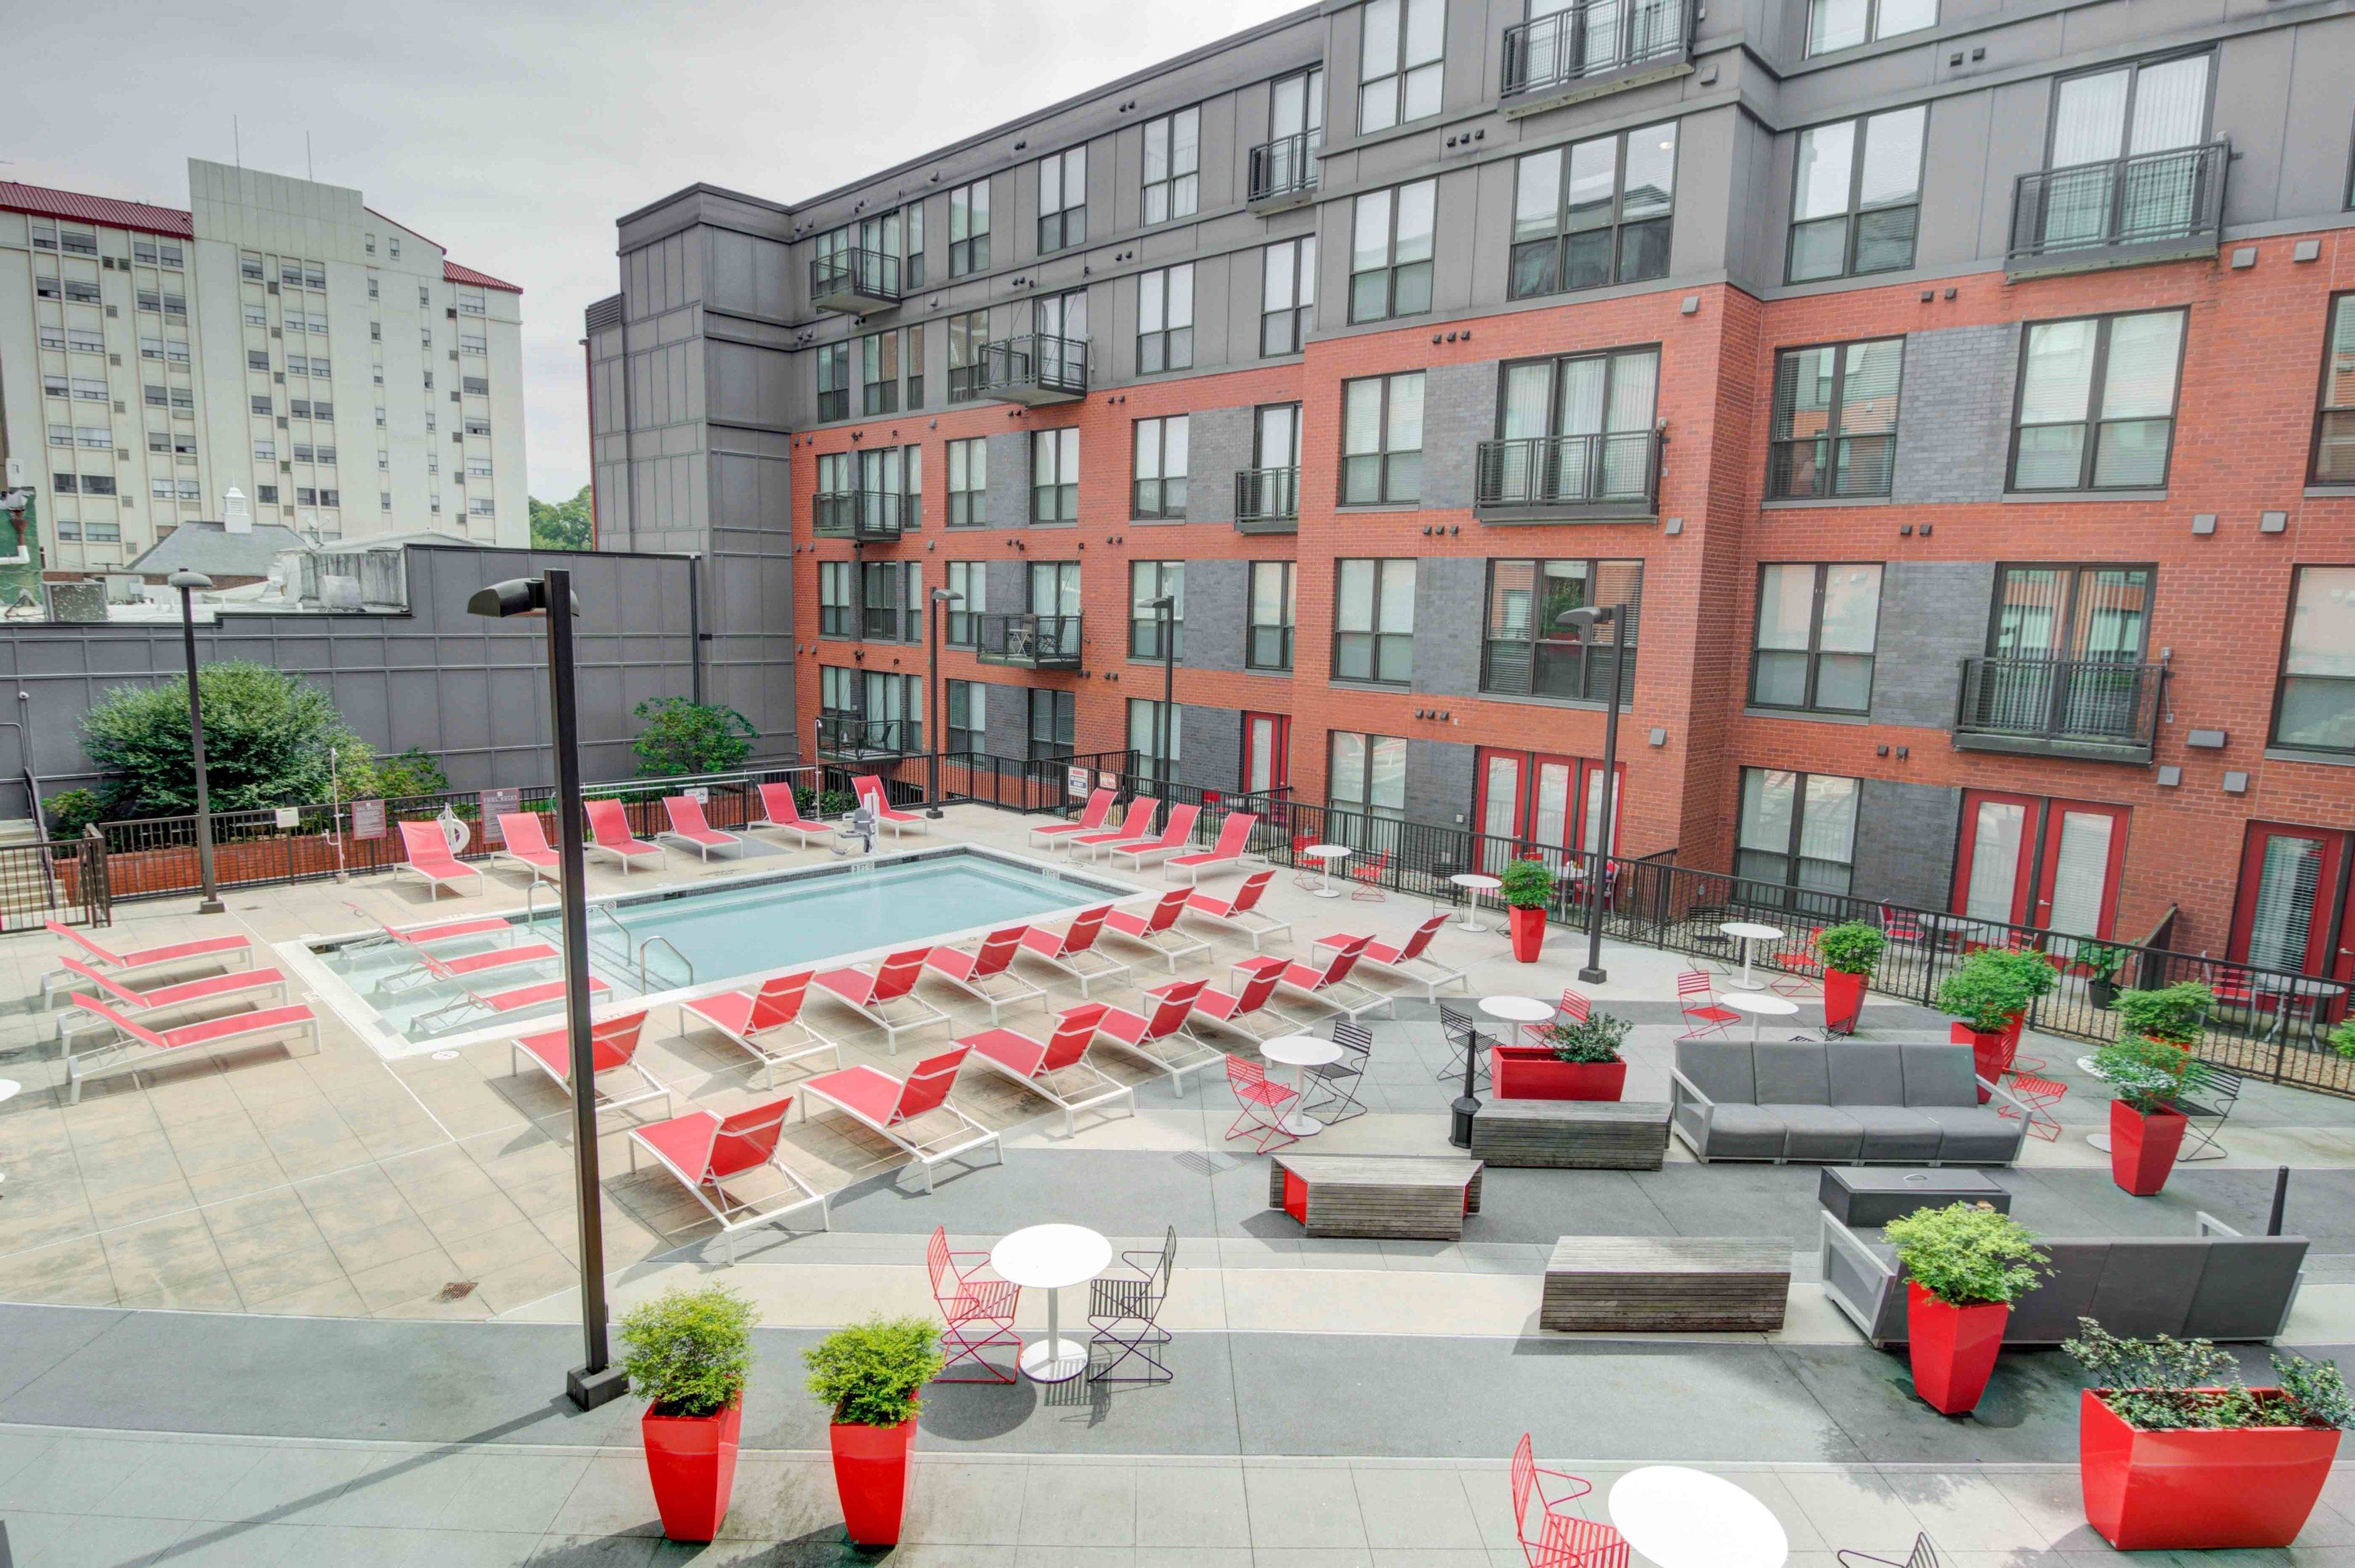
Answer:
[1522, 987, 1591, 1048]
[1510, 1434, 1629, 1567]
[925, 1225, 1022, 1383]
[1675, 970, 1739, 1040]
[1223, 1056, 1300, 1153]
[1999, 1072, 2068, 1141]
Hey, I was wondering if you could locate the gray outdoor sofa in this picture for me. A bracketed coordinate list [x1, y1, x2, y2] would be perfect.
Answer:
[1822, 1209, 2308, 1346]
[1669, 1038, 2030, 1165]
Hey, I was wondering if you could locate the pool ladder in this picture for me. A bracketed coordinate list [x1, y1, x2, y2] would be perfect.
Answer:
[522, 883, 695, 992]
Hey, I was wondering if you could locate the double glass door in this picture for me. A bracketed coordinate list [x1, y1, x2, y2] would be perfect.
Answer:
[2231, 825, 2355, 998]
[1978, 565, 2152, 739]
[2042, 53, 2211, 248]
[1953, 790, 2128, 945]
[1474, 747, 1620, 876]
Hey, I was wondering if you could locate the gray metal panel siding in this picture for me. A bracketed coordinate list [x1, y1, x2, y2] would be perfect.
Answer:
[1180, 703, 1242, 793]
[1890, 325, 2020, 507]
[1184, 558, 1249, 673]
[1869, 562, 1995, 732]
[1852, 779, 1962, 914]
[1411, 555, 1485, 699]
[1187, 405, 1255, 527]
[1405, 738, 1477, 831]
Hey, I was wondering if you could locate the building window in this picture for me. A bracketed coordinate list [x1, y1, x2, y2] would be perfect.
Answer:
[946, 680, 984, 754]
[1334, 558, 1416, 685]
[75, 378, 109, 404]
[902, 204, 927, 292]
[51, 473, 78, 494]
[1360, 0, 1444, 133]
[1493, 347, 1661, 504]
[815, 341, 850, 422]
[1341, 373, 1424, 504]
[1768, 338, 1905, 500]
[251, 394, 273, 415]
[80, 428, 110, 450]
[2011, 309, 2185, 492]
[46, 425, 71, 447]
[1142, 107, 1200, 224]
[1029, 688, 1075, 760]
[1750, 563, 1882, 714]
[2311, 293, 2355, 484]
[1038, 147, 1087, 253]
[2272, 566, 2355, 756]
[858, 445, 920, 531]
[1510, 123, 1678, 300]
[1806, 0, 1935, 53]
[1349, 179, 1436, 323]
[1128, 699, 1181, 788]
[861, 561, 920, 642]
[1330, 732, 1407, 822]
[1788, 106, 1927, 283]
[1132, 417, 1188, 519]
[1480, 559, 1643, 704]
[1249, 561, 1297, 671]
[949, 179, 991, 276]
[945, 561, 985, 645]
[903, 323, 925, 410]
[1031, 428, 1079, 522]
[1737, 769, 1861, 898]
[256, 485, 279, 504]
[818, 561, 854, 637]
[458, 291, 485, 316]
[460, 377, 486, 397]
[946, 437, 987, 526]
[1137, 265, 1194, 374]
[1129, 561, 1184, 660]
[946, 309, 990, 402]
[1261, 237, 1318, 357]
[859, 331, 899, 416]
[66, 328, 104, 353]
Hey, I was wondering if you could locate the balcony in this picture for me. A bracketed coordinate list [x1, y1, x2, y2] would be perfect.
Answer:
[2005, 142, 2228, 279]
[1234, 467, 1300, 534]
[974, 613, 1083, 671]
[1500, 0, 1694, 117]
[809, 248, 902, 314]
[947, 333, 1088, 407]
[817, 712, 914, 758]
[1474, 431, 1662, 521]
[810, 490, 907, 543]
[1953, 656, 2166, 763]
[1246, 131, 1322, 211]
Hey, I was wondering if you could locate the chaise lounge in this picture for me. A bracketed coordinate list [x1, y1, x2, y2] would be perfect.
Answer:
[1669, 1038, 2030, 1166]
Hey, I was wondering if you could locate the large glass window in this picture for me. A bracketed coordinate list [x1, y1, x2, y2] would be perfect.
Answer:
[1750, 563, 1882, 714]
[947, 309, 989, 404]
[1031, 428, 1079, 522]
[1767, 338, 1904, 500]
[946, 679, 984, 754]
[2312, 293, 2355, 484]
[1493, 348, 1660, 505]
[944, 561, 985, 646]
[1788, 107, 1926, 283]
[1510, 124, 1677, 300]
[1806, 0, 1935, 54]
[1132, 417, 1188, 519]
[861, 561, 920, 642]
[815, 341, 849, 422]
[2273, 566, 2355, 756]
[1262, 237, 1318, 357]
[1129, 699, 1182, 788]
[2011, 310, 2185, 491]
[1038, 147, 1087, 253]
[1029, 689, 1075, 760]
[947, 437, 987, 527]
[818, 561, 854, 638]
[858, 330, 899, 417]
[1737, 769, 1861, 897]
[1130, 561, 1184, 660]
[1340, 373, 1424, 504]
[949, 180, 990, 276]
[1334, 559, 1416, 685]
[1137, 265, 1194, 374]
[1480, 559, 1642, 704]
[2037, 54, 2212, 252]
[1359, 0, 1444, 133]
[903, 203, 926, 291]
[1249, 562, 1297, 671]
[1330, 732, 1407, 822]
[1142, 108, 1200, 224]
[1349, 181, 1435, 323]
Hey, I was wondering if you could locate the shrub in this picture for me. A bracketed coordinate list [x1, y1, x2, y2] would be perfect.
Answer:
[2065, 1319, 2355, 1431]
[1816, 921, 1886, 979]
[82, 661, 363, 816]
[41, 787, 108, 842]
[1498, 857, 1556, 910]
[2108, 981, 2212, 1045]
[1978, 946, 2061, 1002]
[2075, 941, 2130, 983]
[804, 1316, 943, 1428]
[351, 745, 452, 804]
[2331, 1018, 2355, 1062]
[1883, 1202, 2048, 1308]
[793, 787, 855, 819]
[618, 1284, 760, 1419]
[1541, 1011, 1630, 1064]
[1936, 950, 2041, 1033]
[2091, 1034, 2204, 1115]
[632, 696, 757, 779]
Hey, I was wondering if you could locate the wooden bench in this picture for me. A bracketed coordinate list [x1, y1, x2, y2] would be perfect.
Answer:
[1540, 1237, 1790, 1332]
[1267, 1153, 1484, 1241]
[1471, 1100, 1670, 1170]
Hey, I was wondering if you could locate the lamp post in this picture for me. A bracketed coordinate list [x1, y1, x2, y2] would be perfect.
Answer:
[466, 568, 626, 1412]
[167, 570, 224, 915]
[1556, 604, 1625, 985]
[926, 588, 962, 818]
[1149, 593, 1176, 823]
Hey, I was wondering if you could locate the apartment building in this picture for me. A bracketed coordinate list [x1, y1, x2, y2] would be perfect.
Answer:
[589, 0, 2355, 983]
[0, 159, 527, 573]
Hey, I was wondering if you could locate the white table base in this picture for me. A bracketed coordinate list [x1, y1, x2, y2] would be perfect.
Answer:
[1277, 1110, 1325, 1136]
[1019, 1337, 1088, 1382]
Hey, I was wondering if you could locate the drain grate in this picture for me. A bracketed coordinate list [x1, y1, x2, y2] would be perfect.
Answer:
[436, 1280, 479, 1302]
[1172, 1151, 1234, 1177]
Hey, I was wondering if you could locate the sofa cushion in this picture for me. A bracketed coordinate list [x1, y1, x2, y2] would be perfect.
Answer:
[1767, 1103, 1862, 1160]
[1754, 1042, 1832, 1105]
[1900, 1043, 1982, 1108]
[2086, 1242, 2208, 1338]
[1700, 1104, 1788, 1160]
[1677, 1042, 1755, 1106]
[1844, 1106, 1944, 1162]
[2187, 1239, 2308, 1341]
[1993, 1241, 2109, 1343]
[1915, 1105, 2026, 1163]
[1835, 1044, 1908, 1106]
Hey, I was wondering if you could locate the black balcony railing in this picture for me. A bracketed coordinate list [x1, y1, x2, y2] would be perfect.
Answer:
[1502, 0, 1692, 102]
[1955, 656, 2166, 761]
[818, 713, 915, 756]
[947, 333, 1088, 405]
[1234, 467, 1300, 531]
[809, 247, 902, 310]
[1474, 431, 1662, 513]
[1248, 130, 1322, 204]
[812, 490, 908, 542]
[2007, 142, 2228, 275]
[975, 612, 1083, 670]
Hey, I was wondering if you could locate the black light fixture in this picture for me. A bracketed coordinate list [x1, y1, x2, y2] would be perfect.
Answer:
[166, 570, 224, 916]
[926, 587, 962, 816]
[1556, 605, 1625, 985]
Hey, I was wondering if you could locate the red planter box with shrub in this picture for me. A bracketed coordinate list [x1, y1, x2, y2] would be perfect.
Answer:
[2080, 1389, 2340, 1550]
[2109, 1101, 2189, 1196]
[1489, 1044, 1625, 1101]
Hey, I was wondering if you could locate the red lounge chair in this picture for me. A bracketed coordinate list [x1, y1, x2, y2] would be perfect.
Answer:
[1223, 1056, 1299, 1153]
[747, 782, 834, 848]
[676, 971, 841, 1088]
[65, 992, 319, 1103]
[1016, 906, 1130, 995]
[1027, 787, 1117, 852]
[52, 956, 289, 1048]
[1102, 889, 1211, 973]
[927, 1224, 1022, 1382]
[661, 795, 746, 863]
[1179, 869, 1292, 952]
[1105, 804, 1202, 871]
[627, 1097, 831, 1262]
[1165, 811, 1258, 885]
[1149, 966, 1301, 1048]
[1770, 927, 1825, 997]
[922, 927, 1045, 1024]
[1229, 937, 1395, 1022]
[397, 819, 486, 900]
[417, 971, 613, 1033]
[961, 1009, 1136, 1136]
[381, 937, 564, 995]
[799, 1048, 999, 1192]
[42, 922, 253, 1009]
[1676, 969, 1739, 1040]
[852, 775, 929, 840]
[509, 1010, 671, 1120]
[1068, 980, 1221, 1094]
[493, 813, 561, 884]
[1311, 914, 1467, 1002]
[813, 948, 950, 1054]
[365, 911, 517, 951]
[1510, 1434, 1629, 1567]
[1067, 796, 1157, 861]
[584, 799, 667, 874]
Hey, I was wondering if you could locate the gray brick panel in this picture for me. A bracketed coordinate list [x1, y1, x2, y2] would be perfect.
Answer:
[1406, 738, 1478, 831]
[984, 680, 1032, 758]
[1852, 779, 1962, 914]
[1184, 558, 1249, 673]
[1186, 405, 1255, 527]
[986, 431, 1030, 528]
[1180, 703, 1241, 794]
[1891, 325, 2019, 507]
[1416, 361, 1497, 513]
[1411, 556, 1485, 699]
[1869, 562, 1995, 731]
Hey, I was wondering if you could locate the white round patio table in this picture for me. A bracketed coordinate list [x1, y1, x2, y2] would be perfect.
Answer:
[2075, 1054, 2116, 1152]
[1304, 844, 1352, 899]
[989, 1224, 1112, 1383]
[1720, 922, 1785, 990]
[0, 1079, 16, 1193]
[1451, 873, 1502, 933]
[1609, 1465, 1789, 1568]
[1479, 994, 1556, 1053]
[1261, 1033, 1345, 1136]
[1723, 990, 1801, 1042]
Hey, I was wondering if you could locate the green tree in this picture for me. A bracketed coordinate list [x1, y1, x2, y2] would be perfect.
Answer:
[632, 696, 757, 778]
[82, 662, 366, 816]
[528, 484, 593, 551]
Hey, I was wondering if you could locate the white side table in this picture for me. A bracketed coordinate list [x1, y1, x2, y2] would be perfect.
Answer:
[1261, 1033, 1345, 1136]
[1723, 990, 1800, 1042]
[989, 1223, 1113, 1383]
[1609, 1466, 1789, 1568]
[1304, 844, 1351, 900]
[1451, 873, 1502, 933]
[1720, 922, 1785, 991]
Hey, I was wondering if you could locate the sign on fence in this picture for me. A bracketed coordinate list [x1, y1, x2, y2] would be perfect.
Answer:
[1098, 770, 1118, 790]
[1066, 766, 1089, 801]
[480, 788, 520, 844]
[686, 785, 709, 804]
[274, 807, 301, 830]
[351, 799, 386, 840]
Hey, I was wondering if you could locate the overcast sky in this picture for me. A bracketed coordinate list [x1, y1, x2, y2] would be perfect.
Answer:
[6, 0, 1298, 503]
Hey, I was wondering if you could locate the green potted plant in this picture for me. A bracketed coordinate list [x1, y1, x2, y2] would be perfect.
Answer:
[619, 1284, 760, 1542]
[1497, 856, 1557, 964]
[805, 1315, 945, 1547]
[2090, 1034, 2208, 1195]
[1882, 1202, 2048, 1416]
[1491, 1010, 1630, 1101]
[2076, 942, 2130, 1009]
[1816, 921, 1886, 1034]
[1935, 950, 2042, 1099]
[2065, 1318, 2354, 1549]
[2108, 980, 2213, 1046]
[2330, 1017, 2355, 1060]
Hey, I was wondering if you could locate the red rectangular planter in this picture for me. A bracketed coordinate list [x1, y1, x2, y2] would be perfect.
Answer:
[1488, 1045, 1625, 1101]
[2080, 1389, 2341, 1550]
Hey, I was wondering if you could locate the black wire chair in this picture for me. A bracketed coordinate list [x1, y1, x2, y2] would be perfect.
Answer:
[1304, 1019, 1371, 1124]
[1437, 1003, 1491, 1089]
[1838, 1534, 1940, 1568]
[2176, 1065, 2243, 1161]
[1087, 1225, 1175, 1384]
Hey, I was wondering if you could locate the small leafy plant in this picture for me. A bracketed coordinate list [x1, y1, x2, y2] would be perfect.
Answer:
[2090, 1034, 2204, 1115]
[805, 1316, 946, 1428]
[1884, 1202, 2049, 1308]
[2065, 1319, 2355, 1431]
[1541, 1011, 1631, 1065]
[2108, 981, 2213, 1046]
[1816, 921, 1886, 979]
[1937, 950, 2041, 1033]
[632, 696, 758, 779]
[41, 787, 108, 843]
[619, 1284, 760, 1419]
[2331, 1018, 2355, 1062]
[2075, 942, 2129, 983]
[1498, 857, 1557, 911]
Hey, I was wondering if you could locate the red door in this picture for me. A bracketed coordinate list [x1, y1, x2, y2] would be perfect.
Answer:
[1474, 747, 1623, 874]
[1241, 712, 1291, 796]
[2230, 824, 2355, 984]
[1953, 791, 2130, 940]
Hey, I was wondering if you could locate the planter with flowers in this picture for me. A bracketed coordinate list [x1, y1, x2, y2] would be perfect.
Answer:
[1882, 1202, 2049, 1416]
[1816, 921, 1886, 1036]
[1935, 950, 2046, 1100]
[620, 1285, 760, 1542]
[1492, 1010, 1631, 1101]
[2090, 1034, 2207, 1196]
[805, 1315, 945, 1547]
[1498, 857, 1557, 964]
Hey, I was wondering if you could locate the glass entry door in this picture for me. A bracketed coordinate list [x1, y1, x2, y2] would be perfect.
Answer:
[1953, 789, 2129, 941]
[1242, 712, 1290, 795]
[1474, 747, 1620, 875]
[2231, 824, 2355, 990]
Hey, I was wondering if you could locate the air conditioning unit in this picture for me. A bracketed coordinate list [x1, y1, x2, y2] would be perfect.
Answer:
[277, 417, 289, 429]
[109, 354, 121, 366]
[116, 448, 129, 461]
[446, 307, 457, 319]
[271, 327, 281, 339]
[274, 373, 285, 384]
[266, 282, 278, 294]
[448, 350, 458, 362]
[450, 391, 460, 403]
[281, 461, 293, 473]
[113, 401, 126, 414]
[452, 432, 463, 443]
[105, 305, 118, 318]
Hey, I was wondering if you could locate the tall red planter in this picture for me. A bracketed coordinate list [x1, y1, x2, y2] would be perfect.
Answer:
[2109, 1101, 2189, 1195]
[830, 1417, 918, 1546]
[1950, 1022, 2005, 1103]
[1823, 969, 1866, 1034]
[1488, 1044, 1626, 1101]
[642, 1400, 742, 1542]
[2080, 1389, 2341, 1549]
[1508, 905, 1546, 963]
[1904, 1282, 2008, 1416]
